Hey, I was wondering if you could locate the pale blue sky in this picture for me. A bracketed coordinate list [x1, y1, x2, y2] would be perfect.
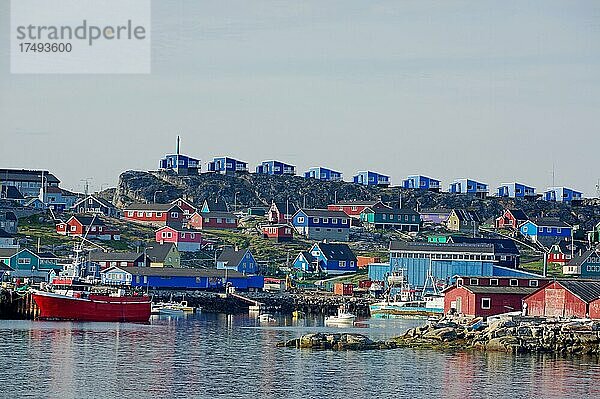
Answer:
[1, 0, 599, 195]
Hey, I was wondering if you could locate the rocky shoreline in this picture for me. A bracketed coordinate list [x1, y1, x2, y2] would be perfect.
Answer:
[278, 317, 600, 355]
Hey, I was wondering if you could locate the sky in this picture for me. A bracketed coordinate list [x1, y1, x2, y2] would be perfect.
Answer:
[1, 0, 599, 195]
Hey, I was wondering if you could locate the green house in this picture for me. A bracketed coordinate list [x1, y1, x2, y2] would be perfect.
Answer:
[360, 206, 420, 232]
[427, 235, 449, 243]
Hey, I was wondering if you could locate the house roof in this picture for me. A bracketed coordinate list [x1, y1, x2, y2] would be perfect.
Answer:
[198, 211, 237, 219]
[89, 252, 145, 262]
[124, 203, 180, 212]
[0, 211, 17, 221]
[102, 266, 246, 279]
[451, 209, 481, 223]
[298, 209, 349, 218]
[71, 215, 106, 226]
[449, 237, 519, 255]
[316, 243, 357, 261]
[202, 199, 229, 212]
[507, 209, 528, 221]
[73, 195, 117, 210]
[216, 248, 250, 266]
[335, 200, 383, 207]
[1, 186, 25, 200]
[0, 169, 60, 184]
[554, 239, 587, 255]
[390, 241, 495, 254]
[157, 225, 199, 233]
[557, 280, 600, 303]
[37, 252, 59, 259]
[0, 248, 19, 258]
[419, 208, 451, 214]
[567, 249, 597, 267]
[299, 251, 316, 263]
[531, 218, 571, 228]
[0, 228, 13, 238]
[273, 202, 298, 214]
[145, 243, 176, 263]
[459, 285, 539, 295]
[364, 206, 419, 216]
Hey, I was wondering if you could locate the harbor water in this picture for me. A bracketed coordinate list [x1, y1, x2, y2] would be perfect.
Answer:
[1, 314, 599, 399]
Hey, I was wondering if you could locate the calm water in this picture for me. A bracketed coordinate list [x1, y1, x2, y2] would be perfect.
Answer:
[1, 314, 599, 399]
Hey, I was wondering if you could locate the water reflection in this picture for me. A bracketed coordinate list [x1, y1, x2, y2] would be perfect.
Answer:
[0, 315, 598, 399]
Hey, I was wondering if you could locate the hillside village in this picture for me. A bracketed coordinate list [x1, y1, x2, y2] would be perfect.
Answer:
[2, 138, 600, 319]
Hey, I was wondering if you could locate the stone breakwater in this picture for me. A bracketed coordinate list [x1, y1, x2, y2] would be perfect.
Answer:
[278, 318, 600, 355]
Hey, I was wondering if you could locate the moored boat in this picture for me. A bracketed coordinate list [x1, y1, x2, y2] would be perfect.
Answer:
[32, 290, 152, 322]
[325, 305, 356, 325]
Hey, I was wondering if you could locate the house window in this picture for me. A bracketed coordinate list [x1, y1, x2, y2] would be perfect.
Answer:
[522, 226, 528, 233]
[350, 261, 354, 267]
[70, 226, 76, 231]
[297, 217, 304, 223]
[529, 280, 539, 287]
[157, 212, 163, 217]
[456, 278, 463, 287]
[469, 278, 479, 285]
[342, 219, 348, 225]
[490, 279, 498, 286]
[313, 218, 319, 224]
[509, 279, 519, 286]
[18, 258, 31, 265]
[120, 262, 127, 266]
[190, 233, 195, 239]
[340, 261, 346, 267]
[143, 276, 148, 284]
[481, 298, 491, 309]
[557, 228, 562, 234]
[181, 233, 186, 238]
[171, 212, 179, 218]
[146, 212, 153, 217]
[332, 218, 337, 224]
[137, 211, 144, 217]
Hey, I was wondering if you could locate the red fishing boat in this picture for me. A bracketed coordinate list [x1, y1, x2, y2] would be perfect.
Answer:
[32, 288, 151, 323]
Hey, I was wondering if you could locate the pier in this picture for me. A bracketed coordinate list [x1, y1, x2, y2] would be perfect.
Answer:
[0, 289, 39, 320]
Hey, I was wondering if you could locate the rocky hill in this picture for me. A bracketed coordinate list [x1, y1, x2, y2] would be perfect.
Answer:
[110, 170, 600, 230]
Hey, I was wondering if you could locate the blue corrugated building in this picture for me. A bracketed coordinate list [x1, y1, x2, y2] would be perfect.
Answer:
[449, 178, 489, 198]
[497, 182, 536, 198]
[543, 187, 583, 203]
[304, 167, 343, 182]
[255, 160, 296, 176]
[353, 171, 390, 187]
[402, 175, 441, 191]
[159, 137, 200, 176]
[208, 157, 248, 175]
[100, 266, 264, 290]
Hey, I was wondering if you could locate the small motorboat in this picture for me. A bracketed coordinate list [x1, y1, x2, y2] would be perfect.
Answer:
[325, 305, 356, 326]
[258, 313, 277, 323]
[151, 302, 185, 316]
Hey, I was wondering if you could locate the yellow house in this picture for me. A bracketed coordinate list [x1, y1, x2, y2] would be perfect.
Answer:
[146, 243, 181, 268]
[446, 209, 480, 233]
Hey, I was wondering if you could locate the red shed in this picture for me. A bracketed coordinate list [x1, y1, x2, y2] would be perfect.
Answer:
[188, 211, 238, 230]
[590, 298, 600, 320]
[262, 224, 293, 242]
[124, 204, 184, 227]
[523, 280, 600, 319]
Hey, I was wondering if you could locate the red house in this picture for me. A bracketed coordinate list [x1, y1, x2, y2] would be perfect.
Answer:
[443, 276, 549, 318]
[495, 209, 528, 229]
[267, 202, 297, 224]
[327, 200, 386, 219]
[262, 224, 293, 242]
[124, 204, 184, 227]
[188, 211, 238, 230]
[171, 197, 197, 218]
[155, 225, 202, 252]
[547, 239, 586, 266]
[523, 280, 600, 319]
[56, 215, 120, 241]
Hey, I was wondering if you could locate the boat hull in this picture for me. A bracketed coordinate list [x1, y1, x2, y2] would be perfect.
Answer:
[369, 304, 443, 318]
[32, 291, 151, 323]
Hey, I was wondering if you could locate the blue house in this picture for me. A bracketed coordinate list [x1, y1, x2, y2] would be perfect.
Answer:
[402, 175, 441, 192]
[292, 243, 357, 275]
[292, 209, 350, 241]
[207, 157, 248, 175]
[543, 187, 583, 203]
[449, 178, 489, 198]
[159, 137, 200, 176]
[497, 182, 536, 198]
[563, 249, 600, 279]
[216, 248, 257, 274]
[519, 218, 572, 246]
[100, 266, 264, 291]
[353, 171, 390, 187]
[255, 160, 296, 176]
[386, 241, 540, 289]
[304, 167, 343, 182]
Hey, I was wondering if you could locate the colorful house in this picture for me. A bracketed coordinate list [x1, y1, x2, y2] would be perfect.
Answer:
[353, 171, 390, 187]
[0, 211, 17, 234]
[327, 200, 386, 219]
[359, 206, 420, 232]
[588, 222, 600, 245]
[419, 209, 451, 225]
[563, 248, 600, 279]
[0, 248, 62, 282]
[543, 187, 583, 204]
[267, 201, 298, 224]
[304, 167, 342, 182]
[255, 160, 296, 176]
[155, 225, 202, 252]
[200, 198, 229, 213]
[145, 243, 181, 268]
[262, 224, 293, 242]
[171, 197, 197, 217]
[123, 204, 184, 227]
[56, 215, 120, 241]
[446, 209, 481, 233]
[100, 266, 264, 291]
[524, 280, 600, 319]
[495, 209, 528, 229]
[188, 211, 238, 230]
[0, 169, 60, 197]
[496, 182, 536, 198]
[88, 252, 148, 270]
[449, 179, 489, 198]
[292, 243, 357, 275]
[402, 175, 441, 192]
[547, 239, 587, 267]
[216, 248, 257, 274]
[159, 136, 200, 175]
[72, 195, 120, 218]
[443, 276, 548, 318]
[43, 186, 79, 212]
[207, 157, 248, 175]
[0, 186, 25, 204]
[292, 209, 350, 241]
[519, 218, 572, 246]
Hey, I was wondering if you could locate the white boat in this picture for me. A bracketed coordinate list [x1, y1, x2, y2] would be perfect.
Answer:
[258, 313, 277, 323]
[151, 302, 186, 316]
[325, 306, 356, 325]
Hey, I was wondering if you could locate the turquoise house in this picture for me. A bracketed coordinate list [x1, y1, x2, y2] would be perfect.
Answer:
[0, 248, 62, 281]
[564, 249, 600, 279]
